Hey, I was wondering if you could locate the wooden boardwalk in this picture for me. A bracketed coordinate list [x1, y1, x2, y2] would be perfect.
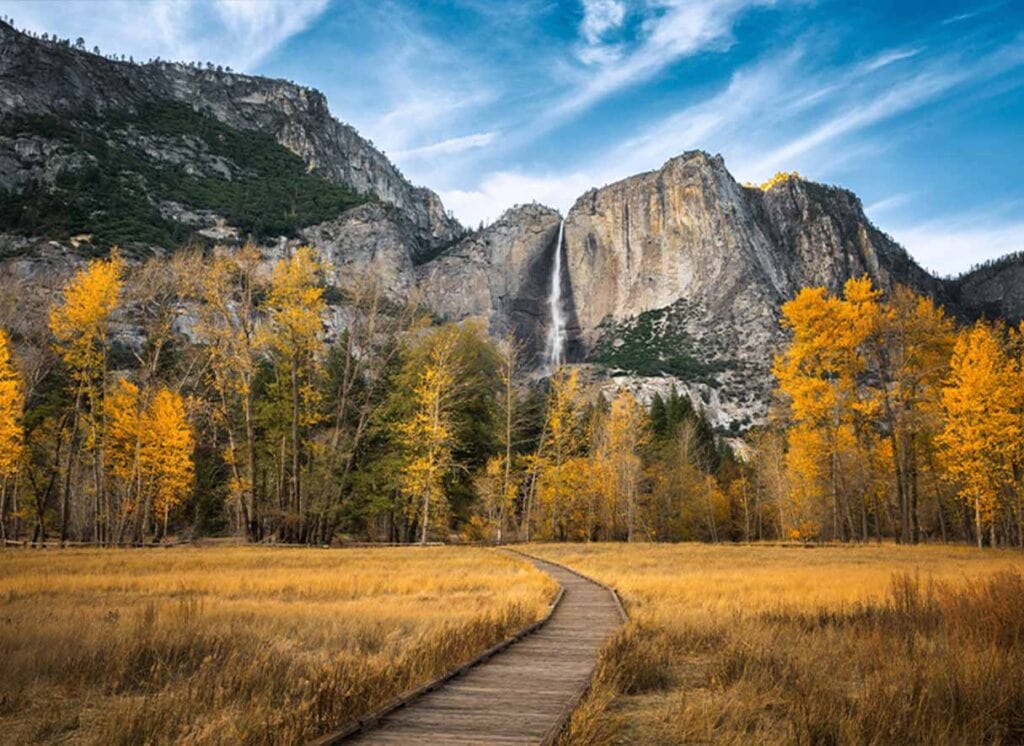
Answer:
[342, 555, 624, 745]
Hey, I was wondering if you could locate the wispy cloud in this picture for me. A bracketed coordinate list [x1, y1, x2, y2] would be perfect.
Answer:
[942, 3, 1002, 25]
[605, 46, 806, 178]
[445, 25, 1024, 257]
[0, 0, 328, 71]
[891, 214, 1024, 276]
[747, 35, 1024, 177]
[395, 132, 497, 159]
[576, 0, 627, 65]
[857, 47, 922, 73]
[546, 0, 777, 125]
[865, 193, 913, 216]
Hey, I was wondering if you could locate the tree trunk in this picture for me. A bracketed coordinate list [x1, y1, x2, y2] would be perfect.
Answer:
[908, 442, 920, 544]
[420, 488, 430, 545]
[975, 501, 983, 549]
[60, 392, 82, 545]
[936, 493, 948, 544]
[0, 476, 7, 545]
[244, 394, 258, 541]
[92, 450, 103, 545]
[291, 354, 301, 542]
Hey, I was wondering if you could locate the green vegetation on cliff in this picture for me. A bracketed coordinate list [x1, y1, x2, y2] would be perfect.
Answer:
[0, 102, 368, 248]
[588, 300, 730, 382]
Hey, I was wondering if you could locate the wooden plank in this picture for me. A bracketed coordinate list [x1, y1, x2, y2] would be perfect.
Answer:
[310, 554, 624, 745]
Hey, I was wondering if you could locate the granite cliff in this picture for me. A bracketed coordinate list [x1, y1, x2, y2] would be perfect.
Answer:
[553, 153, 952, 427]
[0, 19, 459, 256]
[1, 21, 1021, 432]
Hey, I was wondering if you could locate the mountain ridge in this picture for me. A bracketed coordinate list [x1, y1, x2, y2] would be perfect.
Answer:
[1, 19, 1022, 431]
[0, 19, 461, 257]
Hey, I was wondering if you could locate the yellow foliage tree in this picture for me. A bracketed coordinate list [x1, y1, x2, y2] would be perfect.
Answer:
[595, 390, 649, 541]
[267, 246, 326, 539]
[937, 322, 1019, 546]
[0, 329, 24, 543]
[532, 367, 582, 540]
[105, 378, 142, 536]
[196, 246, 265, 539]
[759, 171, 802, 191]
[775, 277, 952, 543]
[140, 388, 194, 535]
[49, 251, 125, 385]
[862, 284, 954, 543]
[774, 282, 864, 541]
[398, 327, 460, 544]
[48, 251, 125, 543]
[0, 329, 23, 482]
[474, 454, 522, 543]
[104, 380, 193, 541]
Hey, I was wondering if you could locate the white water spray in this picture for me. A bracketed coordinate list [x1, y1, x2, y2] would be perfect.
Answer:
[545, 219, 566, 370]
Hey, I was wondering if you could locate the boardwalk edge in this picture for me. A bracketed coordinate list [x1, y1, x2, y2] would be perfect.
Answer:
[506, 549, 630, 746]
[307, 558, 567, 746]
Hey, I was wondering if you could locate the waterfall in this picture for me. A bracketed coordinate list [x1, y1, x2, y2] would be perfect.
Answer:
[545, 219, 566, 370]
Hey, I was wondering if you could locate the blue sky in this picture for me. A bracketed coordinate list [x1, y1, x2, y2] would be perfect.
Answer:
[4, 1, 1023, 275]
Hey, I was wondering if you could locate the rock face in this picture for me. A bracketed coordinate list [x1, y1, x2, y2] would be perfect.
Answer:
[2, 22, 1023, 432]
[300, 204, 419, 298]
[561, 152, 955, 428]
[946, 254, 1024, 323]
[417, 204, 562, 361]
[0, 20, 459, 255]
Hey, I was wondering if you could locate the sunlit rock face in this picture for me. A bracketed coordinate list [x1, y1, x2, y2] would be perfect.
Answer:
[558, 151, 949, 429]
[3, 21, 1023, 433]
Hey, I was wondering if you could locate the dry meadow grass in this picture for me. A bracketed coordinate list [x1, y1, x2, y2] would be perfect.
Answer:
[0, 545, 555, 744]
[533, 543, 1024, 745]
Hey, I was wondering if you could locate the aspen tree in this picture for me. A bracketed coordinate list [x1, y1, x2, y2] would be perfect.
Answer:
[49, 251, 124, 543]
[398, 326, 460, 544]
[197, 246, 264, 539]
[0, 329, 23, 542]
[862, 285, 953, 543]
[774, 285, 855, 541]
[494, 335, 524, 542]
[534, 367, 581, 540]
[104, 377, 141, 541]
[141, 388, 194, 537]
[266, 247, 326, 541]
[0, 329, 22, 479]
[938, 322, 1018, 546]
[597, 390, 649, 541]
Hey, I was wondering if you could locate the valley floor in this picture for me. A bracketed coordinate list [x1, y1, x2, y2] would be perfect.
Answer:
[0, 546, 554, 744]
[531, 543, 1024, 745]
[3, 542, 1022, 745]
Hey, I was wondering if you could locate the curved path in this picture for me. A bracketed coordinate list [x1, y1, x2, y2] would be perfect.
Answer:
[343, 555, 624, 745]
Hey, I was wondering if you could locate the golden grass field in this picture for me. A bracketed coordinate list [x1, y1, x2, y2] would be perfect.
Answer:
[531, 543, 1024, 745]
[0, 545, 555, 744]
